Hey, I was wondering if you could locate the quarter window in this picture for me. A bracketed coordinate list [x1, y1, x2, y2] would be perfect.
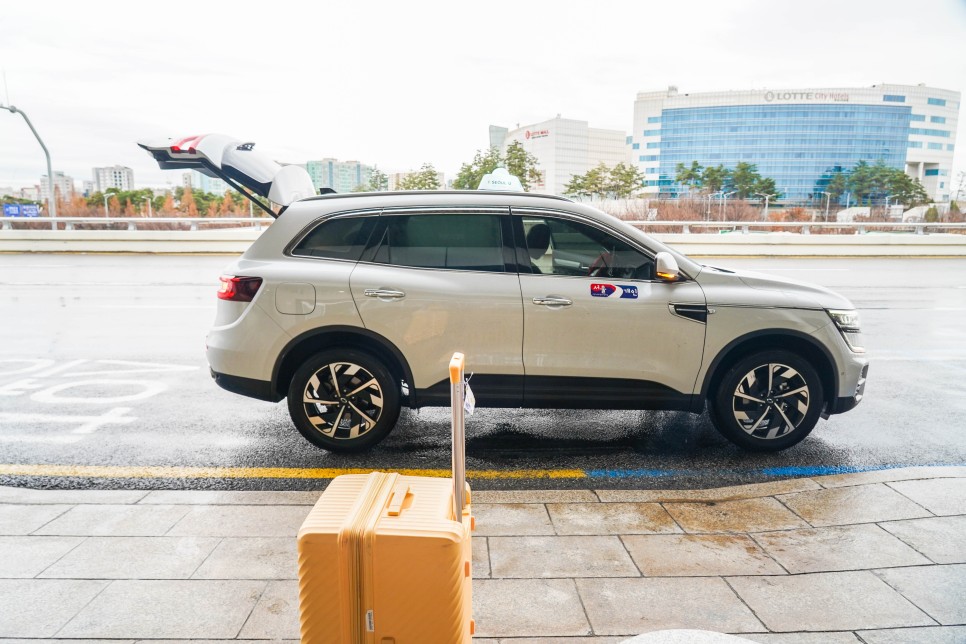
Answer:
[372, 214, 506, 272]
[292, 215, 376, 261]
[521, 216, 655, 280]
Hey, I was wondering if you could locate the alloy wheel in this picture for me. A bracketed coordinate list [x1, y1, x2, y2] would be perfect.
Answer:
[731, 362, 810, 440]
[302, 361, 385, 440]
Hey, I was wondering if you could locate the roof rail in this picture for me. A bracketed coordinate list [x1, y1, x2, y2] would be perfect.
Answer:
[302, 190, 573, 203]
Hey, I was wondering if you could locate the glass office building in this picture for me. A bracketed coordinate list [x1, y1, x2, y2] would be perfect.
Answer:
[305, 159, 375, 194]
[631, 84, 960, 202]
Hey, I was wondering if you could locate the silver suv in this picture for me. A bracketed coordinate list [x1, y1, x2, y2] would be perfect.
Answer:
[142, 135, 868, 453]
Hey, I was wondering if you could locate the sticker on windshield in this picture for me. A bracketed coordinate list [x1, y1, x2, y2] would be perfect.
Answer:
[591, 283, 638, 299]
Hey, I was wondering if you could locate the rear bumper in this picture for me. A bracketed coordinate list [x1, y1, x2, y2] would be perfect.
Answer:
[211, 369, 281, 403]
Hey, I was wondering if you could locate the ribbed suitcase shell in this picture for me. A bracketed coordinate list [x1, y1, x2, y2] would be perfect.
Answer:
[298, 471, 473, 643]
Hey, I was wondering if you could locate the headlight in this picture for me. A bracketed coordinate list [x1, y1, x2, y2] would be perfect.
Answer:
[828, 309, 865, 353]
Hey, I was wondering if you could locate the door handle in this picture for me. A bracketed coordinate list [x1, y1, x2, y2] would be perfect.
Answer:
[532, 296, 572, 306]
[364, 288, 406, 299]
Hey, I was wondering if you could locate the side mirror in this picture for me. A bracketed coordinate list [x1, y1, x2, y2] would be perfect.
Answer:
[655, 252, 679, 282]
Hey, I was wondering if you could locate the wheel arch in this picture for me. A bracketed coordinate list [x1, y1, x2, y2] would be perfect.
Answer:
[272, 326, 416, 406]
[700, 329, 839, 411]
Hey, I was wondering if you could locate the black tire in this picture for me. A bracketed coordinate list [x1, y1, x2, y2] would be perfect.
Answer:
[710, 350, 824, 451]
[287, 349, 401, 453]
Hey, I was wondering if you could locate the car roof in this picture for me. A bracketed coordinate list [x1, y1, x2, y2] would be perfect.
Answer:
[300, 190, 573, 205]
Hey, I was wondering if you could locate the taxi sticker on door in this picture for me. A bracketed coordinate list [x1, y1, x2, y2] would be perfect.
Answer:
[591, 283, 639, 299]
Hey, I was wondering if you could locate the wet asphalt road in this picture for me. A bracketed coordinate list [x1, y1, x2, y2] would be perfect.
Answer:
[1, 253, 964, 490]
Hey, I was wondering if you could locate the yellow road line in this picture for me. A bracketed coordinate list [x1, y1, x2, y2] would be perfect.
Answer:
[0, 464, 587, 480]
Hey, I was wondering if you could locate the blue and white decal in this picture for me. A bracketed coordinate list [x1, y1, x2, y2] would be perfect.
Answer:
[617, 285, 639, 299]
[591, 283, 639, 299]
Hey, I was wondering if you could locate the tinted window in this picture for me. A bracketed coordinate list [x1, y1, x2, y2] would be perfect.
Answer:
[292, 216, 376, 261]
[522, 216, 654, 280]
[372, 214, 505, 272]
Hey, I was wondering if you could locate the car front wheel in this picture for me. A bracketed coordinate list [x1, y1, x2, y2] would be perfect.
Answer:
[287, 349, 401, 453]
[710, 350, 824, 451]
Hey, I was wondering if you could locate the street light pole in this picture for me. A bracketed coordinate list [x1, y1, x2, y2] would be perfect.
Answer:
[720, 191, 736, 221]
[821, 192, 832, 222]
[142, 196, 152, 217]
[754, 193, 776, 221]
[2, 104, 57, 228]
[705, 192, 713, 220]
[102, 193, 111, 217]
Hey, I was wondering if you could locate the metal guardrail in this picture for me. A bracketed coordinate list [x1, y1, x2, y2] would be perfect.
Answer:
[0, 216, 273, 231]
[2, 217, 964, 235]
[624, 220, 966, 235]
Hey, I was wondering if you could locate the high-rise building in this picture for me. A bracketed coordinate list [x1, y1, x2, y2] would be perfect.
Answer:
[39, 171, 75, 202]
[18, 186, 40, 201]
[92, 165, 135, 193]
[631, 83, 960, 202]
[184, 170, 230, 195]
[490, 116, 628, 195]
[305, 159, 374, 193]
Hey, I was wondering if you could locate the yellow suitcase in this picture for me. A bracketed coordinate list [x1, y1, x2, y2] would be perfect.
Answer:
[297, 354, 474, 643]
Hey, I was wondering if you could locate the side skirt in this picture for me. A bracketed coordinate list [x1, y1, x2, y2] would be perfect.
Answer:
[414, 375, 693, 411]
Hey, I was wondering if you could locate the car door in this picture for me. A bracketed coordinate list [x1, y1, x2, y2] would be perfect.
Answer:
[350, 207, 524, 406]
[514, 209, 707, 409]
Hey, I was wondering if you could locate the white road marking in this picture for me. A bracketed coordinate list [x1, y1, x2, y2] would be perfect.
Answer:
[33, 359, 89, 379]
[0, 359, 56, 377]
[0, 407, 136, 439]
[73, 407, 135, 434]
[0, 435, 83, 445]
[90, 305, 212, 309]
[0, 378, 48, 396]
[875, 355, 966, 361]
[69, 360, 198, 377]
[31, 380, 167, 404]
[2, 282, 207, 286]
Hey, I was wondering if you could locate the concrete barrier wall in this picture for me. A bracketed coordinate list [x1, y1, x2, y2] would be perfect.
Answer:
[1, 229, 965, 257]
[659, 233, 966, 257]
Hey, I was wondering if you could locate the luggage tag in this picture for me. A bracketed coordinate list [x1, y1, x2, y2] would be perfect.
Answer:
[464, 373, 476, 416]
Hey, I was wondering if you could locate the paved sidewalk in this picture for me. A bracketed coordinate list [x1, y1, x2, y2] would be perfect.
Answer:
[0, 466, 964, 643]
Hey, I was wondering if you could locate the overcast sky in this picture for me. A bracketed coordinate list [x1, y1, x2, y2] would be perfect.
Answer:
[2, 0, 965, 191]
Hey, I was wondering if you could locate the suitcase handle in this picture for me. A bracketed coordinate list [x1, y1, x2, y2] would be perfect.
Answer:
[386, 483, 412, 516]
[449, 352, 466, 518]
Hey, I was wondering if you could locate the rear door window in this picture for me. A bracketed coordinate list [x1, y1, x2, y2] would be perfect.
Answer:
[292, 215, 377, 262]
[371, 214, 507, 272]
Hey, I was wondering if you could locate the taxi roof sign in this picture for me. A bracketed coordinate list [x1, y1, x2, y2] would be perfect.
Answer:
[477, 167, 524, 192]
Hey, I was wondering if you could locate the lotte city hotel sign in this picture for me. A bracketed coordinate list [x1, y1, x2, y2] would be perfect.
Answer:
[764, 91, 850, 102]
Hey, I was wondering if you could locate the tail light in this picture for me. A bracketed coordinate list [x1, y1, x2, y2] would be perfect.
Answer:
[218, 275, 262, 302]
[171, 134, 206, 153]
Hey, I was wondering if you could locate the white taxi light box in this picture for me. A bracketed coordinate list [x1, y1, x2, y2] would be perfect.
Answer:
[478, 168, 524, 192]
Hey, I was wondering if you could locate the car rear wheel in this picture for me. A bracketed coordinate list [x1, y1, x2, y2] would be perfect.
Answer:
[287, 349, 401, 453]
[710, 350, 824, 451]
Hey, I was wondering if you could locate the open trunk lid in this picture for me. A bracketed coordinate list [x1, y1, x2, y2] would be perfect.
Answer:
[138, 134, 316, 216]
